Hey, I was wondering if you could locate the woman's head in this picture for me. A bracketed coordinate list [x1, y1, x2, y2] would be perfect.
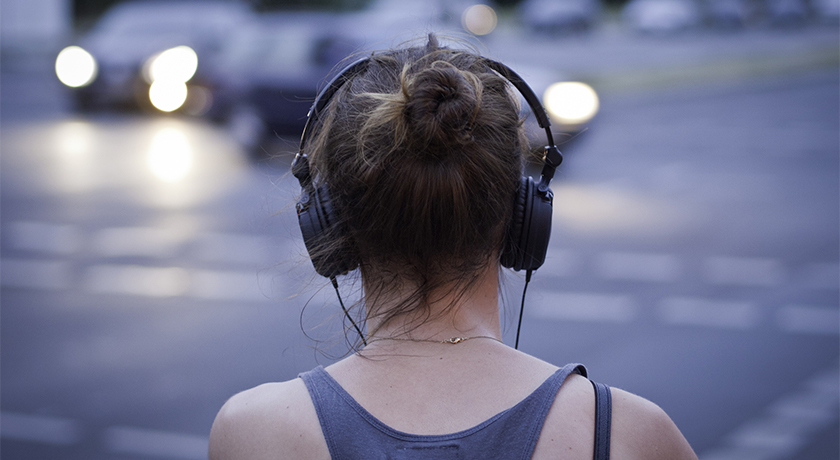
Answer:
[303, 35, 527, 332]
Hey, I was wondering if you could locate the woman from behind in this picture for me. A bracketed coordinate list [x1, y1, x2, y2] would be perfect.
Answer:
[209, 35, 698, 460]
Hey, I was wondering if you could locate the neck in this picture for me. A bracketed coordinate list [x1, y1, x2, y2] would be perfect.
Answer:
[364, 263, 503, 343]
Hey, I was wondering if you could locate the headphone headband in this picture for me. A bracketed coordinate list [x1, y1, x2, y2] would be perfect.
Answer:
[293, 50, 563, 277]
[294, 55, 562, 180]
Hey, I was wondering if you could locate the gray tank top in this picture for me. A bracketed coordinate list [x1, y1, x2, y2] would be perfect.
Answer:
[299, 362, 612, 460]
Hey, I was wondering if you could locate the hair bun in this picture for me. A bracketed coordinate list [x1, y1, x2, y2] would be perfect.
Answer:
[404, 64, 480, 150]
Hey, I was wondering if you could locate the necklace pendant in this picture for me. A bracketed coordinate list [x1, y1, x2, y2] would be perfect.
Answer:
[447, 337, 465, 344]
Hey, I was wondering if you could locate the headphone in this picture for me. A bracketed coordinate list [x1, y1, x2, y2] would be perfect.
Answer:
[291, 54, 563, 280]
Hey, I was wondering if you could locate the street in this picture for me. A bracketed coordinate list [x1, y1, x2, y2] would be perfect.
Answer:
[1, 27, 838, 460]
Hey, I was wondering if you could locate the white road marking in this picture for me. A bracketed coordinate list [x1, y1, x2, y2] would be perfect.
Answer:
[0, 259, 71, 290]
[93, 227, 188, 258]
[529, 292, 637, 322]
[190, 269, 270, 302]
[0, 412, 82, 445]
[800, 262, 840, 290]
[103, 426, 208, 459]
[703, 256, 785, 287]
[0, 413, 210, 458]
[194, 232, 274, 265]
[659, 297, 760, 329]
[84, 265, 190, 297]
[539, 249, 582, 277]
[7, 221, 80, 255]
[701, 366, 839, 460]
[776, 305, 840, 335]
[594, 252, 682, 282]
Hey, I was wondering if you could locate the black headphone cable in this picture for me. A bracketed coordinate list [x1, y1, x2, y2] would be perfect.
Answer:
[514, 269, 533, 350]
[331, 276, 367, 347]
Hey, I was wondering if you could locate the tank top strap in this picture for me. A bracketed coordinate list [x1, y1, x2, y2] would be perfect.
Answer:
[499, 362, 588, 458]
[298, 366, 363, 460]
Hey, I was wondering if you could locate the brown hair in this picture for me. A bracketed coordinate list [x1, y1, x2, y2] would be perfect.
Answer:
[305, 35, 527, 341]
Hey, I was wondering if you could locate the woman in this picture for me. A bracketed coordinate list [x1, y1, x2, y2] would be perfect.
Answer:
[209, 35, 698, 459]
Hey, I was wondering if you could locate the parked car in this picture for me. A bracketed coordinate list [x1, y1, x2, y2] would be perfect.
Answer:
[55, 0, 255, 113]
[701, 0, 751, 29]
[518, 0, 602, 36]
[622, 0, 702, 33]
[210, 12, 366, 153]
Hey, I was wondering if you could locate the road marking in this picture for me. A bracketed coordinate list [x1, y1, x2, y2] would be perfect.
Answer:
[539, 249, 581, 277]
[777, 305, 840, 335]
[194, 232, 274, 265]
[800, 262, 840, 290]
[529, 292, 637, 322]
[84, 265, 190, 297]
[703, 256, 785, 287]
[594, 252, 682, 282]
[0, 412, 82, 445]
[7, 221, 80, 255]
[0, 259, 71, 290]
[659, 297, 760, 329]
[190, 269, 270, 302]
[93, 227, 189, 258]
[700, 366, 840, 460]
[103, 426, 208, 459]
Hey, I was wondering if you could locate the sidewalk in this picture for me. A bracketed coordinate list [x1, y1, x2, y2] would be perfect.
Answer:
[486, 22, 839, 93]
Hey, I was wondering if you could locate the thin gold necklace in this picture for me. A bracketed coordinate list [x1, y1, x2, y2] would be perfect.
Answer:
[365, 335, 503, 346]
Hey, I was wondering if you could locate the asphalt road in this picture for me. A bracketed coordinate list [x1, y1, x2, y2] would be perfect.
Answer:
[1, 33, 838, 460]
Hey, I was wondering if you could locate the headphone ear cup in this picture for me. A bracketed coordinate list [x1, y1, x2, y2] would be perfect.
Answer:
[502, 177, 532, 270]
[297, 185, 358, 278]
[501, 176, 552, 271]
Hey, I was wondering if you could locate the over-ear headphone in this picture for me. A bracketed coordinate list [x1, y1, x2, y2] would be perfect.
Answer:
[291, 54, 563, 279]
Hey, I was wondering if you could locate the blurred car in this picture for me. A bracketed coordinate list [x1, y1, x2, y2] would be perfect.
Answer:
[701, 0, 752, 28]
[209, 12, 367, 153]
[622, 0, 702, 33]
[812, 0, 840, 23]
[54, 0, 255, 113]
[763, 0, 809, 26]
[518, 0, 602, 36]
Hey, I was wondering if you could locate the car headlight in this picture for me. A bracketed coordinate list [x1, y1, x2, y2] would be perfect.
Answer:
[543, 81, 599, 126]
[149, 80, 189, 112]
[55, 46, 98, 88]
[143, 46, 198, 112]
[145, 46, 198, 84]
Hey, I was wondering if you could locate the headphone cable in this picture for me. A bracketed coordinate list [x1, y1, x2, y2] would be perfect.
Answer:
[331, 277, 367, 347]
[514, 269, 533, 350]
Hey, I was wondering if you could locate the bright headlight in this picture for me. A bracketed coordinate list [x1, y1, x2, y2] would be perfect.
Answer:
[147, 46, 198, 84]
[149, 80, 188, 112]
[543, 82, 599, 125]
[55, 46, 98, 88]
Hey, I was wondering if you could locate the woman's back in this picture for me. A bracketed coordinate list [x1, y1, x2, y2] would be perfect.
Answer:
[211, 341, 695, 459]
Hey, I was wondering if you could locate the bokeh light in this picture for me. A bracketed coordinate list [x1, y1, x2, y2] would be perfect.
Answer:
[55, 46, 98, 88]
[543, 82, 600, 125]
[147, 127, 193, 183]
[147, 46, 198, 84]
[149, 80, 189, 112]
[462, 4, 498, 35]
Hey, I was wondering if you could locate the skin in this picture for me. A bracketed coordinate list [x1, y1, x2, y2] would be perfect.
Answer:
[209, 263, 698, 460]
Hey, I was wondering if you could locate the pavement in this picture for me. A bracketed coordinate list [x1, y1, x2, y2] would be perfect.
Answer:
[482, 20, 839, 93]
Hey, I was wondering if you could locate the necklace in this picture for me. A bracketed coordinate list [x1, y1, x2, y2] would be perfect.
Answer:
[365, 335, 503, 346]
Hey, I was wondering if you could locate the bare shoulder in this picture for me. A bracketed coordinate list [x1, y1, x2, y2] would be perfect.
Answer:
[611, 387, 698, 460]
[209, 379, 329, 460]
